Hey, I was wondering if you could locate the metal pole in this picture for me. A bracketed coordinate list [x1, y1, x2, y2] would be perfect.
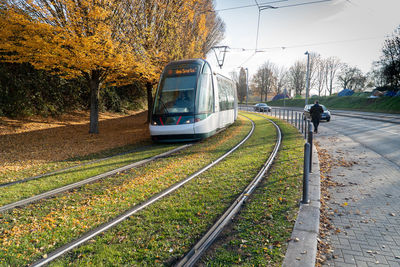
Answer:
[245, 68, 249, 110]
[274, 108, 277, 117]
[291, 110, 294, 125]
[305, 51, 310, 106]
[301, 114, 304, 133]
[302, 143, 311, 204]
[279, 109, 281, 119]
[304, 120, 308, 139]
[307, 122, 313, 173]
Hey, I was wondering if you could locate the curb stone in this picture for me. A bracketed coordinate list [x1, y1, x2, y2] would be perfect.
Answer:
[282, 142, 320, 267]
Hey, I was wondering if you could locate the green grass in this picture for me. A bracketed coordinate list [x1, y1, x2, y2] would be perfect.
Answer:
[201, 115, 305, 266]
[48, 113, 277, 266]
[0, 143, 181, 206]
[0, 116, 251, 266]
[267, 95, 400, 113]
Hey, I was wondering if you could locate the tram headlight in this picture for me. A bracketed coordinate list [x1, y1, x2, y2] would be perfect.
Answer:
[152, 121, 157, 125]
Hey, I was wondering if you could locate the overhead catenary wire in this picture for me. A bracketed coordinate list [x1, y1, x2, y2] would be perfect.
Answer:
[229, 35, 388, 53]
[210, 0, 289, 13]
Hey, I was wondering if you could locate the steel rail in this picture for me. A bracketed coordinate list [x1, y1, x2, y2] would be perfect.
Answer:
[177, 114, 282, 267]
[0, 144, 191, 213]
[30, 116, 255, 267]
[0, 144, 176, 188]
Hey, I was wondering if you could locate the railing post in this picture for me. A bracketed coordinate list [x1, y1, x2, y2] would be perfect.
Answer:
[301, 114, 304, 133]
[307, 122, 313, 173]
[302, 143, 311, 204]
[291, 110, 294, 125]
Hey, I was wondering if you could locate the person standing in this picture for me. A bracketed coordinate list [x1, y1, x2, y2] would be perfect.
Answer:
[309, 100, 323, 133]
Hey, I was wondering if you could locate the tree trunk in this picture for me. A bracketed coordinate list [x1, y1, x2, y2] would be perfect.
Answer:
[146, 81, 153, 123]
[89, 71, 101, 134]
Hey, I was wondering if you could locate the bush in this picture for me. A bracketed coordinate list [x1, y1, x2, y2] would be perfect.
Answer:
[0, 62, 146, 117]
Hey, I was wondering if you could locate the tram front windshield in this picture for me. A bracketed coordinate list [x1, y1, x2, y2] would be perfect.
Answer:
[153, 66, 198, 115]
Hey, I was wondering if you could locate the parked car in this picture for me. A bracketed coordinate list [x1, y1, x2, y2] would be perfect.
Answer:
[254, 103, 271, 112]
[303, 104, 331, 122]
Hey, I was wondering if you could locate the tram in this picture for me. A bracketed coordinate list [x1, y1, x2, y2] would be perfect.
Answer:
[150, 59, 238, 142]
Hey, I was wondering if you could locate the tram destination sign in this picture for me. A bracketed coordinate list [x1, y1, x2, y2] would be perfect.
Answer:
[167, 65, 198, 76]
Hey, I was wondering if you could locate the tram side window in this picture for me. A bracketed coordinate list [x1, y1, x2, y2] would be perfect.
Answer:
[217, 77, 227, 111]
[196, 73, 214, 114]
[218, 77, 235, 111]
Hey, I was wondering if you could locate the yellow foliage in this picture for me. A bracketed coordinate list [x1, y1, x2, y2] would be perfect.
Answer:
[0, 0, 223, 86]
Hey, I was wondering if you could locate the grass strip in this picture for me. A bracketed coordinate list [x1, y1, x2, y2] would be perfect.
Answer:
[0, 141, 155, 185]
[47, 113, 277, 266]
[0, 117, 250, 266]
[0, 143, 181, 206]
[200, 115, 304, 266]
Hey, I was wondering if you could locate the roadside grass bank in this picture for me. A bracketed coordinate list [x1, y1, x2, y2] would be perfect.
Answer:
[0, 116, 250, 266]
[266, 96, 400, 114]
[201, 115, 304, 266]
[47, 113, 277, 266]
[0, 143, 180, 206]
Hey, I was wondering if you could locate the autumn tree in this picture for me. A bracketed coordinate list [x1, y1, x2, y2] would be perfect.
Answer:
[0, 0, 150, 133]
[307, 52, 320, 90]
[367, 63, 386, 88]
[338, 64, 366, 91]
[0, 0, 224, 132]
[237, 68, 247, 103]
[274, 66, 288, 95]
[324, 56, 342, 95]
[134, 0, 225, 121]
[252, 61, 277, 101]
[379, 26, 400, 87]
[315, 57, 326, 96]
[288, 60, 306, 96]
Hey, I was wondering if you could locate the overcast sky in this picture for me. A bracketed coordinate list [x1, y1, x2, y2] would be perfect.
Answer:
[206, 0, 400, 78]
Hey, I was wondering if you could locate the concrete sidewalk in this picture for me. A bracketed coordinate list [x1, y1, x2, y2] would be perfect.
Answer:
[317, 125, 400, 267]
[282, 138, 321, 267]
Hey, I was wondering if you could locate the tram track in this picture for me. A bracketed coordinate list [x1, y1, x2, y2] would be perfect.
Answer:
[177, 114, 282, 267]
[30, 116, 256, 266]
[0, 144, 179, 188]
[0, 145, 191, 213]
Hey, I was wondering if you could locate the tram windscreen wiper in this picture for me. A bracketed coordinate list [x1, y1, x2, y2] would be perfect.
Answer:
[159, 98, 169, 115]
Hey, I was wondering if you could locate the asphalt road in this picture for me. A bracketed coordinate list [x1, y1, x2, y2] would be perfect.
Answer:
[319, 115, 400, 167]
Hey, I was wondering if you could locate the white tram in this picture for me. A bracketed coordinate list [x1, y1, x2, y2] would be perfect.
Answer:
[150, 59, 238, 142]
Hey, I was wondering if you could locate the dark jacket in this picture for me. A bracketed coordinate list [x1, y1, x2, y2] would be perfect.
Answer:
[310, 104, 323, 120]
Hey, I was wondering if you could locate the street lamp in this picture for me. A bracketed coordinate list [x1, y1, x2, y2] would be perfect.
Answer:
[305, 51, 310, 106]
